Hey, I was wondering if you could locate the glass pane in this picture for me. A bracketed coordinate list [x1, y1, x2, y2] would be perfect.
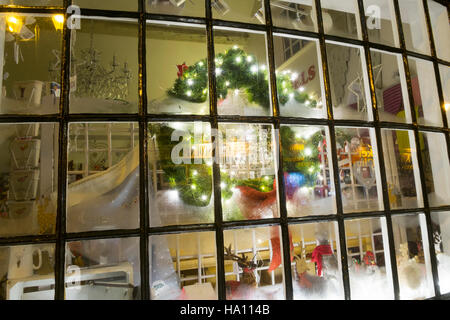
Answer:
[345, 218, 394, 300]
[273, 35, 326, 118]
[392, 213, 434, 300]
[148, 0, 205, 17]
[270, 0, 317, 32]
[370, 49, 411, 123]
[431, 211, 450, 295]
[212, 0, 264, 25]
[0, 14, 62, 115]
[427, 0, 450, 62]
[363, 0, 399, 47]
[438, 64, 450, 125]
[326, 42, 372, 121]
[321, 0, 362, 40]
[398, 0, 430, 55]
[74, 0, 138, 11]
[65, 237, 140, 300]
[148, 122, 214, 227]
[224, 226, 285, 300]
[66, 122, 140, 232]
[147, 23, 208, 115]
[213, 28, 271, 116]
[218, 123, 278, 221]
[418, 131, 450, 207]
[0, 123, 59, 237]
[408, 57, 442, 127]
[280, 125, 336, 217]
[289, 221, 344, 300]
[0, 0, 62, 6]
[0, 243, 55, 300]
[381, 129, 423, 210]
[335, 127, 384, 213]
[69, 17, 139, 113]
[150, 231, 217, 300]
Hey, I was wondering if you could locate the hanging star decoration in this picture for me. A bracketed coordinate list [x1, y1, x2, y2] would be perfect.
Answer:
[347, 73, 366, 113]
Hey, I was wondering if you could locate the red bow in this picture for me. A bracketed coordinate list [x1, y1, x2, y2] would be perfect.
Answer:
[363, 251, 376, 266]
[177, 63, 188, 78]
[311, 245, 333, 276]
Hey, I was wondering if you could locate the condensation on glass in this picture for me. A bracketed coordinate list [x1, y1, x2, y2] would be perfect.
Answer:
[212, 0, 264, 25]
[431, 211, 450, 295]
[270, 0, 317, 33]
[398, 0, 430, 55]
[320, 0, 362, 40]
[427, 0, 450, 62]
[289, 221, 344, 300]
[363, 0, 400, 48]
[150, 231, 217, 300]
[73, 0, 138, 11]
[147, 0, 205, 17]
[66, 122, 140, 233]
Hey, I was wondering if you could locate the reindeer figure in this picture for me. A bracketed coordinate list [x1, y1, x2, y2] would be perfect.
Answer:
[224, 244, 263, 285]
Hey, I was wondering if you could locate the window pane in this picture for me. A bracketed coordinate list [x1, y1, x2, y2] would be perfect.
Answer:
[398, 0, 430, 55]
[224, 226, 285, 300]
[273, 35, 326, 118]
[69, 17, 139, 113]
[148, 122, 214, 227]
[326, 43, 372, 121]
[438, 64, 450, 125]
[0, 123, 59, 237]
[0, 0, 62, 6]
[370, 49, 411, 123]
[418, 132, 450, 207]
[381, 129, 423, 209]
[345, 218, 394, 300]
[0, 14, 62, 115]
[150, 231, 217, 300]
[408, 57, 442, 127]
[74, 0, 138, 11]
[270, 0, 317, 32]
[212, 0, 264, 25]
[335, 127, 384, 213]
[289, 221, 344, 300]
[148, 0, 205, 17]
[392, 213, 435, 299]
[65, 237, 140, 300]
[147, 23, 208, 115]
[66, 122, 140, 232]
[280, 125, 336, 217]
[363, 0, 399, 47]
[218, 123, 278, 221]
[0, 243, 55, 300]
[427, 0, 450, 62]
[431, 211, 450, 295]
[213, 28, 271, 116]
[321, 0, 362, 40]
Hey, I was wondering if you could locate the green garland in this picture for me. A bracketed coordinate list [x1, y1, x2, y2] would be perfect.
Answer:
[168, 47, 318, 110]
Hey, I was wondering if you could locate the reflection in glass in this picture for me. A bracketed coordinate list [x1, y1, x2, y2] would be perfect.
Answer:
[65, 237, 140, 300]
[335, 127, 383, 213]
[148, 122, 214, 227]
[147, 23, 208, 115]
[74, 0, 138, 11]
[381, 129, 423, 210]
[418, 132, 450, 207]
[321, 0, 362, 40]
[0, 14, 62, 115]
[345, 218, 394, 300]
[431, 211, 450, 295]
[218, 123, 278, 221]
[270, 0, 317, 32]
[0, 123, 59, 237]
[69, 17, 139, 113]
[66, 122, 140, 232]
[370, 49, 411, 123]
[326, 43, 371, 121]
[398, 0, 430, 55]
[150, 232, 217, 300]
[212, 0, 264, 25]
[147, 0, 205, 17]
[213, 28, 271, 116]
[224, 226, 285, 300]
[273, 35, 326, 118]
[438, 64, 450, 125]
[289, 222, 344, 300]
[392, 214, 434, 300]
[428, 1, 450, 62]
[408, 57, 442, 127]
[363, 0, 399, 47]
[280, 125, 336, 217]
[0, 243, 55, 300]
